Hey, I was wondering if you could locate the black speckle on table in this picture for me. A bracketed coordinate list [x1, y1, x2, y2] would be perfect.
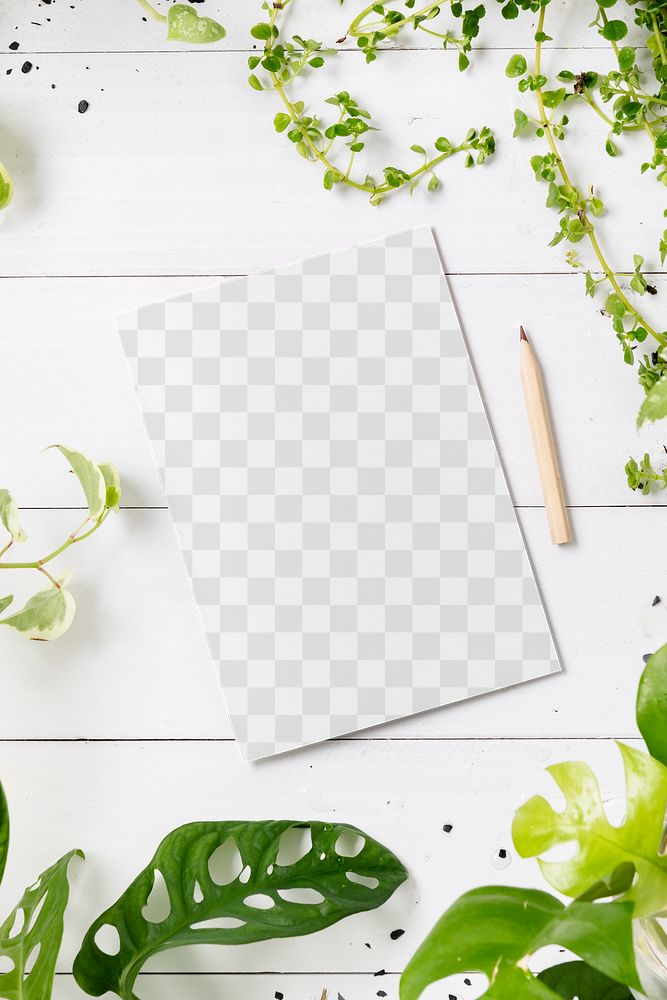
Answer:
[9, 41, 19, 50]
[274, 992, 283, 1000]
[373, 969, 386, 977]
[377, 992, 387, 998]
[364, 942, 371, 949]
[464, 979, 472, 986]
[443, 823, 453, 833]
[643, 653, 654, 664]
[21, 60, 32, 73]
[498, 848, 507, 859]
[390, 928, 405, 940]
[78, 99, 89, 114]
[653, 595, 661, 606]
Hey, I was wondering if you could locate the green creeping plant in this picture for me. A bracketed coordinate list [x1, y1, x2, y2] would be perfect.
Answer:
[0, 446, 121, 641]
[399, 643, 667, 1000]
[0, 803, 407, 1000]
[249, 0, 496, 205]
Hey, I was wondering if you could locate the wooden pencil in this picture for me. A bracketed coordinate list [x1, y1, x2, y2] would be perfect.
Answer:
[519, 326, 572, 545]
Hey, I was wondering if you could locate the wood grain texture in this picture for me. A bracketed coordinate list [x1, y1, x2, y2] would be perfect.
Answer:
[0, 0, 661, 992]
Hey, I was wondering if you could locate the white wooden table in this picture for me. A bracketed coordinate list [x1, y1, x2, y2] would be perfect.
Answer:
[0, 2, 665, 997]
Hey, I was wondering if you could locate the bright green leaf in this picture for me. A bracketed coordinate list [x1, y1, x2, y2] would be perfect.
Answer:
[250, 22, 272, 40]
[602, 19, 628, 42]
[99, 463, 122, 511]
[0, 596, 11, 615]
[50, 446, 106, 519]
[0, 782, 8, 888]
[505, 53, 527, 78]
[637, 376, 667, 427]
[538, 961, 633, 999]
[0, 161, 13, 211]
[0, 849, 83, 1000]
[74, 820, 407, 999]
[0, 579, 76, 641]
[399, 886, 639, 1000]
[513, 742, 667, 917]
[0, 489, 27, 544]
[166, 4, 225, 43]
[637, 643, 667, 767]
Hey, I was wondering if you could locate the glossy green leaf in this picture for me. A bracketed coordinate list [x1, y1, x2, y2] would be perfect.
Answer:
[0, 782, 8, 888]
[0, 161, 13, 211]
[399, 886, 638, 1000]
[0, 849, 83, 1000]
[0, 579, 76, 641]
[167, 4, 225, 43]
[513, 742, 667, 917]
[99, 463, 122, 511]
[637, 376, 667, 427]
[74, 820, 407, 999]
[50, 446, 106, 519]
[0, 490, 27, 544]
[506, 53, 527, 77]
[637, 643, 667, 767]
[538, 961, 633, 999]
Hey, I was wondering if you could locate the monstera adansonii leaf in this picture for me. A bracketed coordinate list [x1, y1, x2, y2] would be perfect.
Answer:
[74, 820, 408, 999]
[399, 886, 639, 1000]
[0, 782, 8, 887]
[512, 741, 667, 918]
[637, 643, 667, 768]
[0, 849, 83, 1000]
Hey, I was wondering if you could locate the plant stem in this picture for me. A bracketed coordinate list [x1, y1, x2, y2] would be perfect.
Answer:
[135, 0, 167, 24]
[0, 540, 12, 560]
[534, 6, 664, 346]
[651, 13, 667, 67]
[267, 2, 472, 198]
[348, 0, 439, 39]
[0, 512, 108, 573]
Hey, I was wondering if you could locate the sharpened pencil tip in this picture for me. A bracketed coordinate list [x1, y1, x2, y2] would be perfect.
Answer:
[520, 326, 528, 342]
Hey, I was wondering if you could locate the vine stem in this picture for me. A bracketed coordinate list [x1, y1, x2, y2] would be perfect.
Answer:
[135, 0, 167, 24]
[534, 6, 664, 346]
[651, 13, 667, 66]
[266, 1, 471, 197]
[347, 0, 439, 39]
[0, 511, 109, 574]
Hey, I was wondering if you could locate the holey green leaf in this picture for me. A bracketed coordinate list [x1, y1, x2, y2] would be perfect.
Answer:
[0, 491, 26, 544]
[167, 4, 226, 43]
[0, 849, 83, 1000]
[74, 820, 408, 999]
[0, 578, 76, 641]
[0, 782, 8, 888]
[512, 742, 667, 917]
[50, 446, 106, 519]
[399, 886, 639, 1000]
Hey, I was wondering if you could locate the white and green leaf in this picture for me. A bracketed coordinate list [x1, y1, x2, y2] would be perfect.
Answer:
[167, 4, 226, 43]
[0, 849, 83, 1000]
[50, 446, 106, 519]
[0, 489, 27, 543]
[0, 578, 76, 641]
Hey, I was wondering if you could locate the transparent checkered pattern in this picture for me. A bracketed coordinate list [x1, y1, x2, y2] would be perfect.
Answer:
[118, 227, 560, 761]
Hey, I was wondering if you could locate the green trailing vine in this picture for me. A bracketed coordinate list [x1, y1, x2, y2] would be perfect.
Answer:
[0, 447, 121, 641]
[248, 0, 495, 204]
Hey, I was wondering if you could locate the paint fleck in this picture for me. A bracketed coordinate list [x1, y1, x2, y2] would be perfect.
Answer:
[9, 41, 19, 50]
[274, 993, 283, 1000]
[443, 823, 453, 833]
[653, 595, 662, 606]
[390, 928, 405, 940]
[78, 99, 89, 114]
[21, 60, 32, 73]
[377, 993, 387, 998]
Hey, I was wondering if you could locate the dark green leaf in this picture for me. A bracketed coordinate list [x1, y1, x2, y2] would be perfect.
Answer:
[539, 961, 633, 999]
[638, 643, 667, 767]
[602, 19, 628, 41]
[74, 820, 407, 999]
[0, 849, 82, 1000]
